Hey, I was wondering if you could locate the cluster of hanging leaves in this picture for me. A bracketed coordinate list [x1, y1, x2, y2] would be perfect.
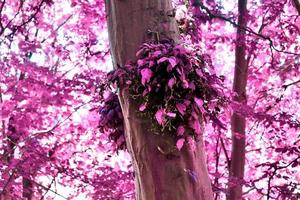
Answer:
[106, 40, 227, 150]
[98, 91, 126, 150]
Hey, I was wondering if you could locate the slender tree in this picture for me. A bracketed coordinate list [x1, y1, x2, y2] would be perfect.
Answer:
[227, 0, 248, 199]
[105, 1, 213, 199]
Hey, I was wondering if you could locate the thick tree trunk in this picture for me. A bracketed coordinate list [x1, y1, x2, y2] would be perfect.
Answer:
[105, 1, 213, 199]
[227, 0, 248, 200]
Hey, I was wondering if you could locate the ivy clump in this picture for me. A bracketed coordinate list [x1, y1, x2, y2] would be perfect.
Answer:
[98, 91, 126, 150]
[108, 40, 227, 149]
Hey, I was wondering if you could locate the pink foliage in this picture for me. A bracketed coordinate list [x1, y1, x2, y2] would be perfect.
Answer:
[0, 0, 299, 199]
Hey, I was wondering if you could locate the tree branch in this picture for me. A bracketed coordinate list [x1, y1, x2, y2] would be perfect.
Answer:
[283, 79, 300, 89]
[0, 0, 6, 30]
[194, 2, 300, 56]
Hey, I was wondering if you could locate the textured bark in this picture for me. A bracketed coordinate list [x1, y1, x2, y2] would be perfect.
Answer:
[105, 0, 213, 199]
[227, 0, 248, 200]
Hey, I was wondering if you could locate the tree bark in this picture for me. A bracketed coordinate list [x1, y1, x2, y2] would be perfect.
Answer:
[227, 0, 248, 200]
[105, 1, 213, 199]
[292, 0, 300, 15]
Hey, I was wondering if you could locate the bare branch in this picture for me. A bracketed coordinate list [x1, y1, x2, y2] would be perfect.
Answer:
[31, 178, 68, 200]
[41, 14, 73, 43]
[283, 79, 300, 89]
[0, 0, 6, 30]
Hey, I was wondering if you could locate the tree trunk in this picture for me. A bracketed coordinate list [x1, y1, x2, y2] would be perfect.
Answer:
[292, 0, 300, 15]
[227, 0, 248, 200]
[105, 1, 213, 199]
[23, 177, 33, 200]
[1, 117, 17, 200]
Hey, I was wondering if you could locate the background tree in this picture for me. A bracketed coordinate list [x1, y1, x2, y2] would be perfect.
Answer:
[228, 0, 248, 199]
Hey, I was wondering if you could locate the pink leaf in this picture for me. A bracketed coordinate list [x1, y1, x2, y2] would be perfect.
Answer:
[176, 103, 187, 115]
[177, 125, 185, 136]
[137, 59, 146, 66]
[153, 50, 161, 57]
[168, 78, 176, 89]
[182, 80, 189, 88]
[195, 69, 203, 77]
[194, 97, 205, 113]
[126, 80, 132, 85]
[168, 56, 177, 68]
[139, 104, 146, 111]
[166, 112, 176, 118]
[157, 57, 168, 64]
[141, 68, 153, 85]
[155, 108, 165, 125]
[176, 138, 185, 150]
[189, 82, 196, 90]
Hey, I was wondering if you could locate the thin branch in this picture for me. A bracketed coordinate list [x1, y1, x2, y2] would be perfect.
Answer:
[31, 179, 68, 200]
[41, 14, 73, 43]
[0, 170, 15, 196]
[40, 175, 57, 200]
[283, 79, 300, 89]
[55, 15, 72, 31]
[194, 2, 300, 56]
[17, 0, 45, 29]
[220, 138, 230, 169]
[0, 0, 6, 30]
[31, 100, 92, 137]
[0, 0, 24, 36]
[4, 0, 45, 38]
[3, 100, 92, 157]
